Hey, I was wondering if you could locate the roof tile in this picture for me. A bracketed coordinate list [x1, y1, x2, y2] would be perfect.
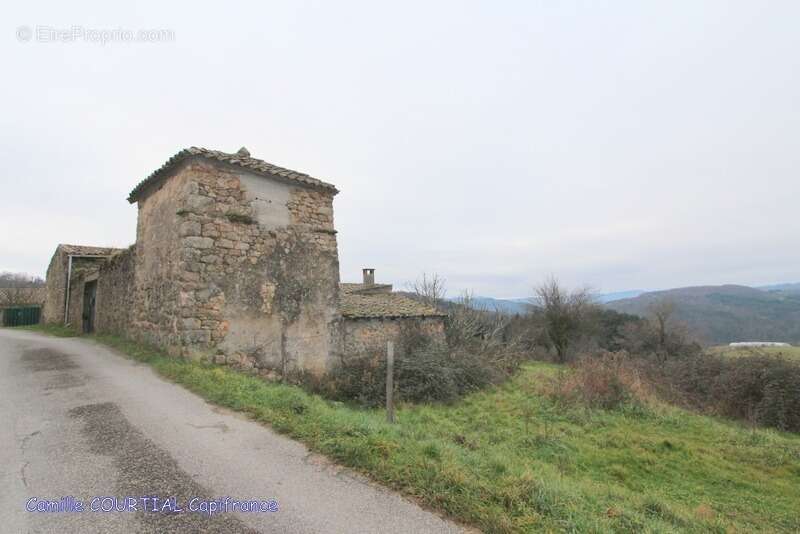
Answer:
[339, 284, 445, 319]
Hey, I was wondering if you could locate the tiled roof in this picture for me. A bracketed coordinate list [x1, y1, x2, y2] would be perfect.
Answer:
[59, 244, 125, 256]
[340, 282, 393, 294]
[339, 284, 446, 319]
[128, 147, 338, 203]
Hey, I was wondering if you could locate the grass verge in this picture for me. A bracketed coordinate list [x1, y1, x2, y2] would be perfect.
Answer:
[15, 323, 79, 337]
[29, 327, 800, 532]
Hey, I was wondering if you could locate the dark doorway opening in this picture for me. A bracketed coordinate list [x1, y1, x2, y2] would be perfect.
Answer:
[82, 280, 97, 334]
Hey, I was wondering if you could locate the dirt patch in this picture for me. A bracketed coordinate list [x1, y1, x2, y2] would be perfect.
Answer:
[69, 402, 259, 533]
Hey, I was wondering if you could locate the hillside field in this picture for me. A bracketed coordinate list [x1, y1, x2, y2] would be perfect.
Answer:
[707, 344, 800, 362]
[84, 332, 800, 533]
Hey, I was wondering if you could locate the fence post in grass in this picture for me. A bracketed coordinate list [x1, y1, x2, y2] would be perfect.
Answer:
[386, 340, 395, 424]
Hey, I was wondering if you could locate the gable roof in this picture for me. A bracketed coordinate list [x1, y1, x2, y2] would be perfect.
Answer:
[339, 283, 446, 319]
[128, 147, 338, 203]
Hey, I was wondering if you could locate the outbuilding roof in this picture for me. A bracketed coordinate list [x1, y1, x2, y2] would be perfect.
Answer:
[339, 283, 446, 319]
[58, 244, 125, 256]
[127, 147, 338, 203]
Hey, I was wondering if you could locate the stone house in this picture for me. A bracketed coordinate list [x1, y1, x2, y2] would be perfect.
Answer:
[44, 147, 445, 376]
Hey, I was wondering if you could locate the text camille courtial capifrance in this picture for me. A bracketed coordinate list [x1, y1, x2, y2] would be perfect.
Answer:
[26, 496, 279, 517]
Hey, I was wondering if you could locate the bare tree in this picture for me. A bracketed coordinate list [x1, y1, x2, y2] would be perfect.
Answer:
[534, 276, 593, 363]
[445, 291, 523, 371]
[410, 272, 447, 309]
[448, 292, 505, 346]
[617, 298, 699, 361]
[647, 299, 675, 350]
[0, 272, 44, 288]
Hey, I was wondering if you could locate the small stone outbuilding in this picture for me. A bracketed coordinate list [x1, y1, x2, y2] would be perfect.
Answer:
[340, 269, 445, 357]
[42, 244, 124, 330]
[43, 147, 446, 376]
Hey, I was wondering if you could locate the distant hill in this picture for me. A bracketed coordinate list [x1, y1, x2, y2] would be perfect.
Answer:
[607, 284, 800, 344]
[450, 290, 645, 315]
[446, 296, 531, 314]
[758, 282, 800, 294]
[595, 290, 645, 303]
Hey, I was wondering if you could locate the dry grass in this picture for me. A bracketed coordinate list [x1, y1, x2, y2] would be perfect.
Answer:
[539, 351, 654, 410]
[708, 344, 800, 361]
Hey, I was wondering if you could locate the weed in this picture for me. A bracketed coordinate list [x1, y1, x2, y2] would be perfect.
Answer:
[225, 211, 256, 225]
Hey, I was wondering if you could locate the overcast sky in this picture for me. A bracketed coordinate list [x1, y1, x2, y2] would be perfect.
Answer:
[1, 1, 798, 298]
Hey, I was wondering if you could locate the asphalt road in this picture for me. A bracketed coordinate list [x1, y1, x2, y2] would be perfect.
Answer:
[0, 329, 465, 533]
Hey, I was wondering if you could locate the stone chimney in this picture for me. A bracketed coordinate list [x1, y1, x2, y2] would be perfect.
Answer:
[362, 268, 375, 286]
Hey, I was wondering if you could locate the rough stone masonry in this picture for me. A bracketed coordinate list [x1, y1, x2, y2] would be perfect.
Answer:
[44, 147, 445, 376]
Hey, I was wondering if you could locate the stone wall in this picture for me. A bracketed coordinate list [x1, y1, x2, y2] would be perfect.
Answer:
[43, 250, 114, 326]
[129, 158, 342, 374]
[42, 251, 67, 324]
[0, 287, 46, 307]
[132, 167, 191, 349]
[342, 317, 446, 358]
[95, 247, 136, 336]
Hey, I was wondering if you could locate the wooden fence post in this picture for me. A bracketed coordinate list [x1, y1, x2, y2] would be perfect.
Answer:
[386, 341, 395, 423]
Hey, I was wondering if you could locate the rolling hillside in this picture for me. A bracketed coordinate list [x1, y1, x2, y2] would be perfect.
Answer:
[452, 290, 645, 315]
[607, 284, 800, 344]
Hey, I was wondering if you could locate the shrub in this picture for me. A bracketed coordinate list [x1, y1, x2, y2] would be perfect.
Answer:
[327, 342, 518, 407]
[615, 320, 702, 362]
[325, 316, 525, 407]
[542, 351, 653, 410]
[558, 349, 800, 432]
[647, 353, 800, 432]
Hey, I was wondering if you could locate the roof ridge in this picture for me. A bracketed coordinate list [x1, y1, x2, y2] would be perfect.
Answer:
[128, 146, 339, 203]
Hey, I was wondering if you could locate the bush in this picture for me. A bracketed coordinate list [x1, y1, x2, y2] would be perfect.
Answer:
[327, 343, 518, 407]
[325, 316, 526, 407]
[653, 353, 800, 432]
[615, 320, 702, 362]
[551, 349, 800, 432]
[542, 351, 653, 410]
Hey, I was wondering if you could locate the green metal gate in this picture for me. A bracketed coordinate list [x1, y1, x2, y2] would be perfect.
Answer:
[2, 307, 41, 327]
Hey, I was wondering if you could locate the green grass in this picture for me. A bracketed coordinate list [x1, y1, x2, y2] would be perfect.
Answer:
[708, 344, 800, 362]
[31, 329, 800, 532]
[14, 323, 79, 337]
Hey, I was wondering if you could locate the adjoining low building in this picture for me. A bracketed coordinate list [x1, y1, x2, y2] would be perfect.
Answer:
[340, 268, 446, 357]
[42, 244, 124, 330]
[43, 146, 446, 376]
